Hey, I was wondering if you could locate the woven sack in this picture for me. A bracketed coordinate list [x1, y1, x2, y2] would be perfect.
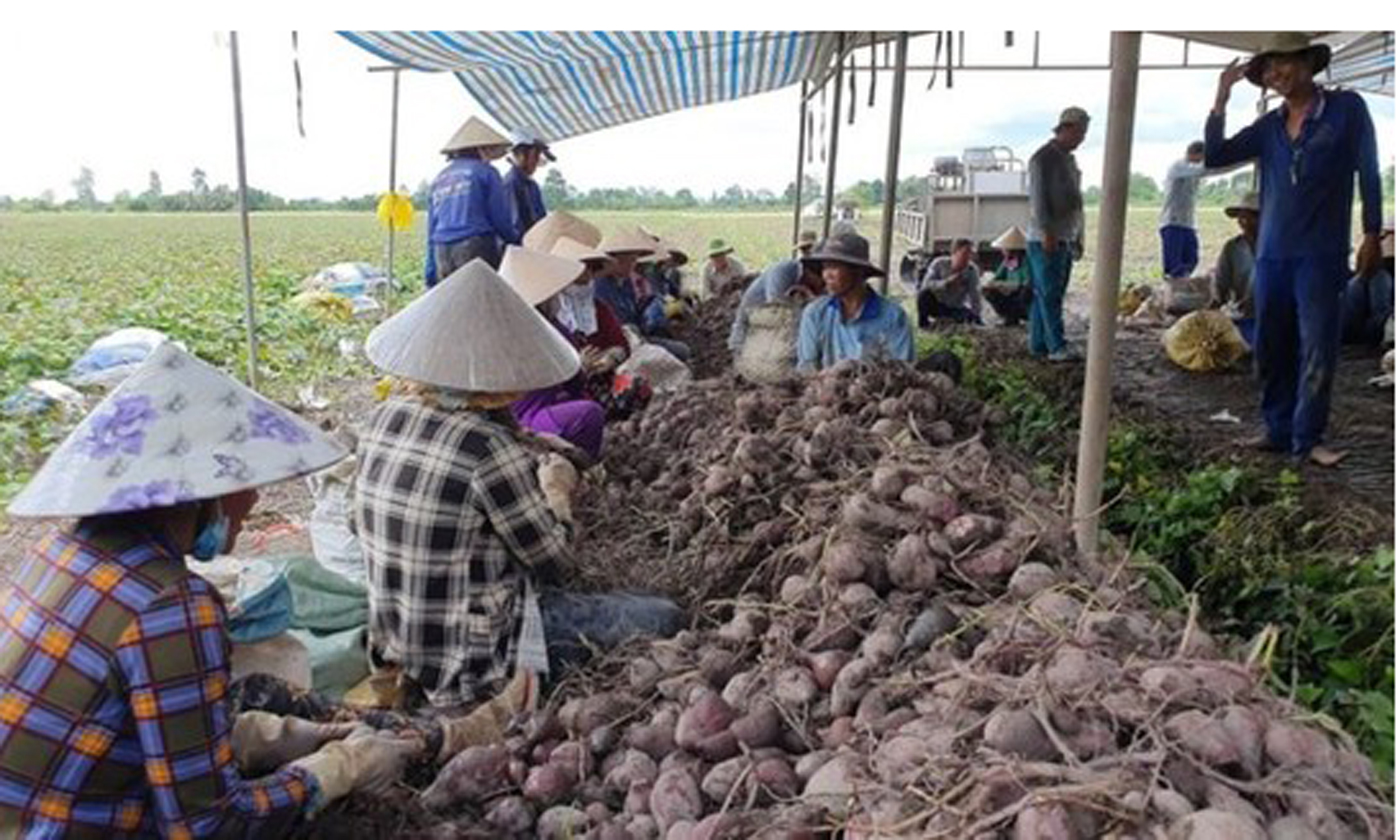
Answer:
[736, 302, 803, 384]
[1163, 310, 1250, 372]
[1162, 275, 1212, 316]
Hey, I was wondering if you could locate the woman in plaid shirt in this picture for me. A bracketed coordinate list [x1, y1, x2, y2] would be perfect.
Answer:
[0, 344, 423, 838]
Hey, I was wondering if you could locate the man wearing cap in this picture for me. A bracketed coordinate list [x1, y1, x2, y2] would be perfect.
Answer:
[916, 238, 984, 328]
[1026, 106, 1090, 362]
[355, 261, 682, 717]
[983, 225, 1033, 326]
[796, 232, 914, 371]
[424, 116, 519, 285]
[0, 345, 422, 836]
[728, 249, 824, 352]
[1159, 141, 1211, 280]
[702, 239, 749, 297]
[503, 128, 555, 237]
[794, 229, 819, 257]
[1341, 222, 1395, 348]
[597, 228, 692, 363]
[1210, 191, 1260, 323]
[1207, 33, 1383, 466]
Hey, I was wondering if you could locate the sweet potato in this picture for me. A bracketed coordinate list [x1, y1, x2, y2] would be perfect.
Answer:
[898, 485, 960, 524]
[957, 537, 1023, 582]
[1167, 710, 1240, 770]
[628, 721, 677, 762]
[943, 513, 1003, 551]
[626, 815, 661, 839]
[830, 658, 874, 718]
[523, 763, 577, 806]
[721, 669, 762, 713]
[1264, 721, 1336, 770]
[701, 756, 751, 804]
[650, 768, 703, 832]
[1044, 646, 1115, 695]
[695, 729, 741, 762]
[803, 621, 862, 653]
[675, 691, 737, 753]
[859, 627, 901, 665]
[1013, 803, 1074, 840]
[605, 749, 659, 794]
[773, 666, 819, 708]
[484, 796, 535, 834]
[665, 820, 696, 840]
[420, 744, 510, 810]
[886, 533, 941, 592]
[1219, 705, 1266, 779]
[870, 418, 902, 438]
[779, 575, 819, 608]
[730, 701, 783, 749]
[752, 755, 801, 801]
[842, 493, 916, 535]
[698, 648, 741, 688]
[820, 716, 855, 749]
[821, 539, 870, 584]
[1007, 562, 1058, 600]
[983, 708, 1058, 761]
[1168, 808, 1267, 840]
[801, 754, 858, 817]
[625, 780, 654, 816]
[536, 805, 589, 840]
[1140, 665, 1200, 698]
[854, 688, 889, 728]
[806, 650, 851, 691]
[837, 582, 879, 611]
[869, 465, 914, 501]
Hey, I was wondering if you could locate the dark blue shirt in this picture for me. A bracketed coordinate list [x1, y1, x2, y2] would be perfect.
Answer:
[503, 165, 547, 235]
[427, 157, 519, 247]
[594, 275, 643, 330]
[1205, 88, 1381, 260]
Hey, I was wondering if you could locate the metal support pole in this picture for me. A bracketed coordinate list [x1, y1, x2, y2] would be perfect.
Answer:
[876, 33, 910, 294]
[385, 69, 402, 285]
[792, 80, 809, 245]
[1072, 31, 1141, 557]
[229, 31, 260, 390]
[821, 34, 846, 240]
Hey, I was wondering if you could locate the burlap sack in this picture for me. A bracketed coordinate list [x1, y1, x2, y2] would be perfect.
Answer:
[736, 302, 803, 384]
[1163, 310, 1250, 372]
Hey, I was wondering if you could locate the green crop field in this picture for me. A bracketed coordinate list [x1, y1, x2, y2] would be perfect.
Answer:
[0, 206, 1250, 509]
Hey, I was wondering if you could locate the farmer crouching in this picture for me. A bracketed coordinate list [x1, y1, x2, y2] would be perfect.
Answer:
[916, 237, 985, 327]
[596, 227, 693, 363]
[1340, 221, 1395, 348]
[983, 226, 1034, 326]
[355, 260, 682, 755]
[796, 232, 914, 371]
[0, 344, 422, 837]
[702, 238, 750, 296]
[729, 243, 825, 352]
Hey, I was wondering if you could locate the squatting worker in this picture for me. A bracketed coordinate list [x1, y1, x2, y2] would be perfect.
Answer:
[796, 232, 914, 371]
[1211, 191, 1261, 345]
[424, 116, 519, 285]
[504, 127, 555, 237]
[1159, 140, 1210, 279]
[1206, 32, 1383, 467]
[916, 237, 984, 327]
[702, 238, 749, 297]
[355, 260, 681, 730]
[728, 247, 824, 352]
[0, 343, 422, 837]
[983, 225, 1033, 326]
[1027, 105, 1089, 362]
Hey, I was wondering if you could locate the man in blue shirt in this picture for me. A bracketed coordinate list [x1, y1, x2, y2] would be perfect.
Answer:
[424, 117, 519, 286]
[504, 128, 553, 238]
[797, 232, 914, 371]
[596, 228, 692, 363]
[1206, 33, 1383, 467]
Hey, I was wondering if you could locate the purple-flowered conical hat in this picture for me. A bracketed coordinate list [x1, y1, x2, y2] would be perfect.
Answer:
[7, 343, 348, 518]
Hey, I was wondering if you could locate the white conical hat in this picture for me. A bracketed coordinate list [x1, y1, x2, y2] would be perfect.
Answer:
[499, 245, 586, 306]
[600, 226, 662, 255]
[992, 226, 1027, 250]
[442, 116, 511, 156]
[8, 344, 348, 518]
[523, 211, 603, 252]
[366, 259, 580, 393]
[551, 236, 612, 265]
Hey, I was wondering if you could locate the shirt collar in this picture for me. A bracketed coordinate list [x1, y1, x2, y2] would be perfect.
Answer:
[1280, 87, 1326, 123]
[826, 286, 882, 322]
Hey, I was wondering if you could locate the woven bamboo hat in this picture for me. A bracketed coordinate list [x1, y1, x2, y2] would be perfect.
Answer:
[523, 211, 603, 252]
[442, 116, 511, 157]
[499, 245, 587, 306]
[992, 226, 1028, 250]
[599, 227, 663, 256]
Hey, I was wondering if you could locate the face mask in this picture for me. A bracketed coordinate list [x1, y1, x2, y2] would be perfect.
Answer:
[191, 505, 229, 560]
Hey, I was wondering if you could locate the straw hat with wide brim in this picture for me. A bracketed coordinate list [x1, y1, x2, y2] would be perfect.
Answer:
[1244, 33, 1332, 86]
[524, 211, 603, 252]
[499, 245, 587, 306]
[1224, 191, 1261, 218]
[599, 227, 662, 256]
[551, 236, 613, 267]
[992, 226, 1028, 251]
[793, 230, 819, 252]
[442, 116, 511, 157]
[800, 232, 886, 278]
[366, 260, 580, 393]
[7, 343, 348, 518]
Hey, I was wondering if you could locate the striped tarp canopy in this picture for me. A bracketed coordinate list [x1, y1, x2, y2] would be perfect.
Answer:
[1161, 31, 1393, 97]
[340, 31, 869, 141]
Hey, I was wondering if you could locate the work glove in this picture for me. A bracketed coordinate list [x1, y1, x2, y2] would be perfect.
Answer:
[292, 725, 425, 809]
[537, 454, 578, 524]
[232, 711, 359, 776]
[437, 670, 540, 761]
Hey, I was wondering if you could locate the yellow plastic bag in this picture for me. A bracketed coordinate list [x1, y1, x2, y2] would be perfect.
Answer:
[1163, 310, 1249, 372]
[376, 192, 415, 232]
[290, 290, 354, 323]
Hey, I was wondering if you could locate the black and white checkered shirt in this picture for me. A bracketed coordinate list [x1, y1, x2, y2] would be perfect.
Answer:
[354, 398, 570, 707]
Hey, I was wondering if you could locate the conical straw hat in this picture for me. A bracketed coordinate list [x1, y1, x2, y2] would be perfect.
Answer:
[441, 116, 511, 156]
[551, 236, 613, 265]
[992, 226, 1027, 250]
[639, 240, 689, 266]
[499, 245, 586, 306]
[8, 343, 348, 518]
[366, 259, 580, 393]
[600, 227, 662, 255]
[523, 211, 603, 252]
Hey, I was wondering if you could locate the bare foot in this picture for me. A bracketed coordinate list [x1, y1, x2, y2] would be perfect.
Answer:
[1307, 446, 1347, 467]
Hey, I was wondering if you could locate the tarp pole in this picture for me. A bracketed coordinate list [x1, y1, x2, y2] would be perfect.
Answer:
[1072, 31, 1142, 556]
[821, 34, 846, 240]
[792, 80, 809, 245]
[876, 32, 910, 294]
[229, 31, 260, 390]
[385, 68, 401, 299]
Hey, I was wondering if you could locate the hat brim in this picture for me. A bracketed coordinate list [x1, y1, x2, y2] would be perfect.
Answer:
[1244, 44, 1331, 86]
[1224, 205, 1260, 218]
[801, 252, 886, 278]
[707, 248, 735, 258]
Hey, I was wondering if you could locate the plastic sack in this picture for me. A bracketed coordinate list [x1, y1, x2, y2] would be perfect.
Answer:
[307, 457, 366, 585]
[230, 633, 313, 691]
[736, 302, 803, 384]
[291, 289, 355, 323]
[1162, 276, 1212, 316]
[67, 327, 173, 388]
[619, 342, 691, 392]
[192, 557, 295, 643]
[300, 262, 394, 296]
[1163, 310, 1250, 372]
[1, 379, 86, 418]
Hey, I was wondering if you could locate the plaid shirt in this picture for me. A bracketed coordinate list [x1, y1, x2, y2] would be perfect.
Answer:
[0, 525, 313, 839]
[355, 399, 571, 708]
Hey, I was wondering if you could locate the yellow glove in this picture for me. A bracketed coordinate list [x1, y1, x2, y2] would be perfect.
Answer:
[664, 296, 686, 319]
[437, 670, 540, 761]
[232, 711, 358, 776]
[292, 726, 425, 812]
[536, 454, 578, 524]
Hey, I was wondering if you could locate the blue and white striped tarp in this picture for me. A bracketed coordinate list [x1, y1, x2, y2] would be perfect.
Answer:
[340, 31, 846, 141]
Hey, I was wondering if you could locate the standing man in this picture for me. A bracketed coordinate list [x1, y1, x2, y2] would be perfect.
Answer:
[1206, 33, 1382, 466]
[796, 232, 913, 371]
[1159, 140, 1209, 279]
[504, 128, 555, 237]
[1026, 106, 1090, 362]
[426, 116, 518, 285]
[916, 238, 984, 327]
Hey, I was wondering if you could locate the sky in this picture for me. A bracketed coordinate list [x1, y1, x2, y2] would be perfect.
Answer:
[0, 23, 1394, 204]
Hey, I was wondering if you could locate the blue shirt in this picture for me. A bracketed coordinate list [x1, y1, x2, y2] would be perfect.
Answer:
[503, 165, 547, 235]
[427, 157, 520, 247]
[1205, 88, 1381, 260]
[797, 287, 914, 371]
[594, 275, 643, 330]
